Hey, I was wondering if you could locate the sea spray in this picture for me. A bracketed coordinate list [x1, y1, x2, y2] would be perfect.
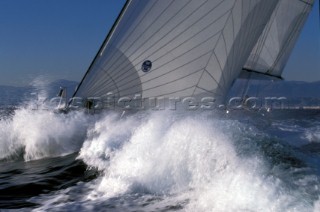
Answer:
[0, 81, 317, 210]
[0, 76, 95, 161]
[79, 112, 140, 171]
[76, 111, 314, 211]
[304, 125, 320, 144]
[0, 108, 92, 161]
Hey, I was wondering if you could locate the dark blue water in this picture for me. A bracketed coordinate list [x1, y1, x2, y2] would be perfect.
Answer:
[0, 107, 320, 211]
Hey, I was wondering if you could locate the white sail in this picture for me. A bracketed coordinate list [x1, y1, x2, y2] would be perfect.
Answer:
[243, 0, 314, 78]
[73, 0, 279, 108]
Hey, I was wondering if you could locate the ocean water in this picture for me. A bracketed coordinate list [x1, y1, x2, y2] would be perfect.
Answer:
[0, 105, 320, 211]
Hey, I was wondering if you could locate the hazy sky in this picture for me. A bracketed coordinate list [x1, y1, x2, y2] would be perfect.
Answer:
[0, 0, 319, 87]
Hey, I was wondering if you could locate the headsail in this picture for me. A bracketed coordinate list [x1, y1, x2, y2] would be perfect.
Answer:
[243, 0, 315, 79]
[72, 0, 281, 108]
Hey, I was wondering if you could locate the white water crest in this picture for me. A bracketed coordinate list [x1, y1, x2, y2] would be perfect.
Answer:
[0, 77, 94, 161]
[0, 109, 92, 161]
[76, 111, 314, 211]
[0, 79, 317, 210]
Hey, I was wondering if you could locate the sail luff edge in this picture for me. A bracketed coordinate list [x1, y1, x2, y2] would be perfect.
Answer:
[71, 0, 131, 99]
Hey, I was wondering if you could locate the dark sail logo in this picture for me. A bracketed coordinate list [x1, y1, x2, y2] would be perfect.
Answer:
[141, 60, 152, 72]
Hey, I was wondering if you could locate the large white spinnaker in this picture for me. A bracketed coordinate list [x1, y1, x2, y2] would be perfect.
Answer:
[72, 0, 279, 109]
[243, 0, 315, 79]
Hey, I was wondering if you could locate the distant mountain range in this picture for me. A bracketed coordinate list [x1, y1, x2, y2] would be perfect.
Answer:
[229, 80, 320, 107]
[0, 79, 319, 106]
[230, 80, 320, 98]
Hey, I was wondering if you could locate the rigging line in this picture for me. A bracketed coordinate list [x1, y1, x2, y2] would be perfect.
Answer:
[229, 1, 241, 90]
[258, 2, 282, 66]
[104, 0, 176, 72]
[298, 0, 314, 6]
[243, 0, 280, 74]
[235, 0, 247, 68]
[242, 68, 283, 80]
[233, 0, 243, 73]
[229, 1, 250, 87]
[240, 0, 272, 69]
[263, 27, 278, 64]
[233, 0, 250, 76]
[239, 0, 254, 68]
[104, 0, 226, 84]
[262, 3, 280, 56]
[250, 22, 275, 73]
[241, 0, 264, 67]
[268, 3, 311, 74]
[241, 0, 269, 67]
[267, 6, 308, 73]
[239, 0, 279, 96]
[235, 0, 256, 82]
[270, 2, 313, 72]
[71, 0, 131, 98]
[247, 1, 279, 69]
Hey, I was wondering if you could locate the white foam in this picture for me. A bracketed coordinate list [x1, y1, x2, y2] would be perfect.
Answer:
[0, 77, 97, 161]
[314, 198, 320, 212]
[0, 108, 92, 161]
[77, 111, 314, 211]
[304, 126, 320, 143]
